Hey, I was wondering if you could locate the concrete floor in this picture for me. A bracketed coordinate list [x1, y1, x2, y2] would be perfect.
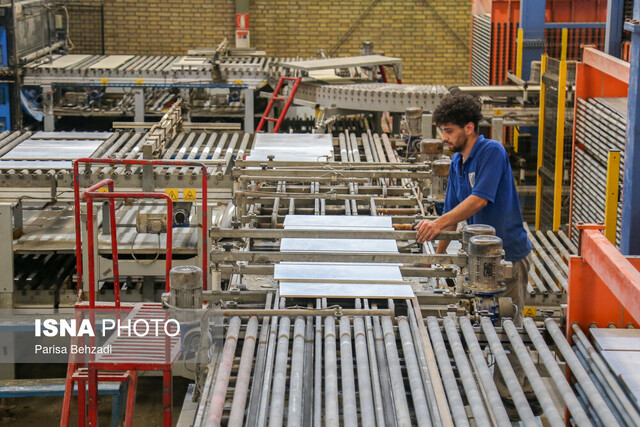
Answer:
[2, 376, 191, 426]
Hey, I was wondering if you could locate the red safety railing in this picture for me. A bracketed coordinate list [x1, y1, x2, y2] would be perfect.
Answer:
[73, 158, 210, 298]
[84, 184, 173, 308]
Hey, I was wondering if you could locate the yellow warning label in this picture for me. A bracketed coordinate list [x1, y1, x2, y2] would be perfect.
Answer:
[100, 78, 109, 85]
[493, 110, 503, 116]
[235, 79, 243, 84]
[523, 306, 536, 318]
[183, 189, 197, 201]
[166, 189, 179, 202]
[135, 78, 144, 85]
[97, 187, 109, 193]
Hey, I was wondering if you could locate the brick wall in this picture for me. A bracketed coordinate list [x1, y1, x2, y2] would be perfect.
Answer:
[66, 0, 471, 85]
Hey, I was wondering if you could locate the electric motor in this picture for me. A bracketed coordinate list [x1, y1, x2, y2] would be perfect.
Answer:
[466, 235, 507, 294]
[430, 157, 451, 202]
[418, 139, 444, 163]
[169, 265, 203, 309]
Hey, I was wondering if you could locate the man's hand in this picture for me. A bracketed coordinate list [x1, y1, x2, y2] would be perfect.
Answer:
[414, 218, 444, 243]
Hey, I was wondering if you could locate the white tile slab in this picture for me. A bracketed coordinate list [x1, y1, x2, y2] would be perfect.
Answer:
[280, 238, 398, 253]
[591, 328, 640, 352]
[274, 262, 403, 283]
[283, 215, 393, 230]
[279, 282, 414, 298]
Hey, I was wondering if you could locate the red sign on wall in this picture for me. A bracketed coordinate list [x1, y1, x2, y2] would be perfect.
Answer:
[236, 14, 249, 30]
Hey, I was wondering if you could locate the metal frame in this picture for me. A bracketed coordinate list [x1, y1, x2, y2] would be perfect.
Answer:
[73, 158, 209, 294]
[567, 225, 640, 329]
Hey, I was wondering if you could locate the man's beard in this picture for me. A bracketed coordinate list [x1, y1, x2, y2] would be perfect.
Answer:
[448, 136, 467, 153]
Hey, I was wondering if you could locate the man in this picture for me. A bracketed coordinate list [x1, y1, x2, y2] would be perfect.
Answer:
[415, 93, 535, 419]
[415, 93, 532, 323]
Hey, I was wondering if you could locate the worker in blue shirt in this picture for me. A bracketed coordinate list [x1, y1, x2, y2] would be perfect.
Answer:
[415, 93, 535, 418]
[415, 93, 532, 320]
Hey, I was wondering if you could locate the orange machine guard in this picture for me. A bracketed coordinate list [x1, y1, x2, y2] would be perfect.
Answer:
[567, 227, 640, 333]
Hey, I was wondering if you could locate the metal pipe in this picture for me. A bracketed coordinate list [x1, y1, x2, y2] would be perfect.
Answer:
[313, 299, 322, 427]
[210, 308, 394, 317]
[503, 320, 564, 426]
[361, 300, 388, 427]
[210, 228, 462, 241]
[209, 251, 468, 266]
[0, 131, 32, 157]
[206, 316, 241, 425]
[526, 228, 567, 290]
[245, 294, 273, 426]
[427, 317, 470, 427]
[256, 297, 280, 426]
[397, 318, 432, 427]
[381, 317, 412, 426]
[529, 250, 561, 293]
[302, 312, 314, 425]
[571, 323, 640, 426]
[228, 316, 259, 426]
[353, 313, 377, 427]
[286, 317, 306, 426]
[407, 301, 444, 427]
[572, 341, 626, 426]
[522, 318, 592, 426]
[442, 317, 490, 426]
[339, 132, 351, 162]
[545, 231, 572, 260]
[535, 231, 569, 274]
[92, 132, 122, 158]
[339, 317, 358, 426]
[324, 316, 339, 427]
[480, 317, 537, 426]
[269, 316, 291, 426]
[459, 317, 511, 427]
[361, 132, 374, 163]
[557, 230, 578, 253]
[369, 302, 397, 426]
[544, 318, 617, 425]
[574, 381, 605, 427]
[350, 132, 361, 162]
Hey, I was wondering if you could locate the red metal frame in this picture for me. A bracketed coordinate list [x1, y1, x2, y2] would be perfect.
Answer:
[256, 76, 302, 133]
[485, 0, 608, 86]
[567, 226, 640, 332]
[73, 158, 209, 292]
[68, 158, 206, 426]
[60, 303, 138, 427]
[84, 187, 173, 308]
[61, 301, 177, 427]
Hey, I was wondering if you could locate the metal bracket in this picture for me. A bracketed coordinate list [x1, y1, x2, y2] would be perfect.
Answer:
[624, 20, 640, 33]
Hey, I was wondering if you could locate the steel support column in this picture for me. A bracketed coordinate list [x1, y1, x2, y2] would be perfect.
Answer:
[519, 0, 546, 81]
[605, 0, 624, 58]
[133, 88, 144, 127]
[244, 88, 254, 133]
[623, 6, 640, 254]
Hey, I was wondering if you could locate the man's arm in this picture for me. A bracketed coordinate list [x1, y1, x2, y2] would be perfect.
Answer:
[435, 224, 457, 254]
[415, 194, 488, 243]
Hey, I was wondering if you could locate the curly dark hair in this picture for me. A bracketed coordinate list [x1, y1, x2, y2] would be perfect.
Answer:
[432, 93, 482, 133]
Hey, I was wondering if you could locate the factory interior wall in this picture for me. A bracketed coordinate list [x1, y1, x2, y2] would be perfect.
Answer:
[67, 0, 471, 85]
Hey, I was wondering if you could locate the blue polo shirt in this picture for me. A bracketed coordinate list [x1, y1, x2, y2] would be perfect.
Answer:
[443, 135, 532, 262]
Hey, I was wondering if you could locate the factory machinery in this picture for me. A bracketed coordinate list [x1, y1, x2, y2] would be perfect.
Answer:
[12, 102, 628, 425]
[0, 92, 631, 427]
[20, 40, 408, 133]
[0, 100, 568, 310]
